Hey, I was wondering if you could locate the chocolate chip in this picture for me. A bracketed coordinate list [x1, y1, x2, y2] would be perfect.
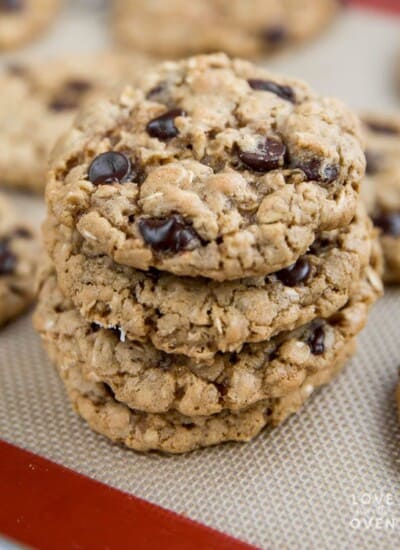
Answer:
[88, 152, 131, 185]
[48, 98, 80, 112]
[262, 26, 288, 45]
[295, 158, 339, 184]
[0, 240, 16, 275]
[229, 352, 238, 365]
[146, 108, 186, 140]
[239, 138, 286, 172]
[365, 150, 381, 175]
[248, 79, 295, 103]
[307, 322, 325, 355]
[184, 423, 196, 431]
[146, 82, 167, 100]
[138, 214, 201, 253]
[90, 322, 101, 333]
[276, 257, 311, 287]
[365, 120, 399, 135]
[372, 212, 400, 237]
[64, 79, 92, 93]
[13, 227, 32, 239]
[215, 381, 228, 397]
[0, 0, 24, 11]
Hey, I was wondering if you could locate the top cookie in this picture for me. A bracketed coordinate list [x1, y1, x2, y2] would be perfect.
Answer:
[361, 113, 400, 283]
[0, 0, 58, 50]
[113, 0, 341, 59]
[47, 54, 365, 281]
[0, 53, 149, 193]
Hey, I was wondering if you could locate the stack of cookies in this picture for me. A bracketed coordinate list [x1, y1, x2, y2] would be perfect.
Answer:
[35, 54, 383, 454]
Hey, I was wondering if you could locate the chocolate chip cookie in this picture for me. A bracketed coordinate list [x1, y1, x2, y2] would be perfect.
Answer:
[0, 0, 58, 50]
[0, 53, 149, 193]
[47, 54, 365, 280]
[113, 0, 341, 59]
[34, 250, 382, 418]
[0, 194, 39, 326]
[36, 297, 358, 454]
[45, 205, 375, 360]
[361, 113, 400, 283]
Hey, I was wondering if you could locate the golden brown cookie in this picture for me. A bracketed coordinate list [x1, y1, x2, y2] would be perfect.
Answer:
[0, 53, 149, 193]
[46, 54, 365, 280]
[113, 0, 341, 59]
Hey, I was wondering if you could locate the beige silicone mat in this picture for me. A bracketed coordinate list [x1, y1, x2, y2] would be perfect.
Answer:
[0, 3, 400, 549]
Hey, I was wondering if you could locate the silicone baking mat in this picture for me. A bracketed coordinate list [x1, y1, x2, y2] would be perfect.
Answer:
[0, 2, 399, 549]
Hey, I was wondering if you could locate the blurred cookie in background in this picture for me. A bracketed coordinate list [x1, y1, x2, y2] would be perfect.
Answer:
[361, 113, 400, 284]
[112, 0, 342, 59]
[0, 0, 59, 51]
[0, 193, 39, 326]
[0, 53, 150, 193]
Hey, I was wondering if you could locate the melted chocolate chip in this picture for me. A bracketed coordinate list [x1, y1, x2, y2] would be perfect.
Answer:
[365, 120, 399, 135]
[138, 214, 201, 253]
[307, 322, 325, 355]
[48, 98, 79, 112]
[88, 152, 131, 185]
[372, 212, 400, 237]
[64, 79, 92, 93]
[0, 0, 24, 11]
[262, 26, 288, 45]
[215, 381, 228, 397]
[0, 240, 16, 275]
[239, 138, 286, 172]
[184, 423, 196, 431]
[247, 79, 295, 103]
[13, 227, 32, 239]
[146, 108, 186, 140]
[295, 158, 339, 184]
[276, 257, 311, 287]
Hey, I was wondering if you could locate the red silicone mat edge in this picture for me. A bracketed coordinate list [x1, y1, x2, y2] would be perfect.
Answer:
[351, 0, 400, 13]
[0, 440, 258, 550]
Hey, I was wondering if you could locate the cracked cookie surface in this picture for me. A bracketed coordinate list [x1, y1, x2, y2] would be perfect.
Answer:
[47, 53, 365, 280]
[45, 204, 375, 360]
[34, 253, 382, 418]
[0, 0, 58, 50]
[361, 113, 400, 283]
[113, 0, 341, 59]
[0, 194, 39, 326]
[0, 53, 149, 192]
